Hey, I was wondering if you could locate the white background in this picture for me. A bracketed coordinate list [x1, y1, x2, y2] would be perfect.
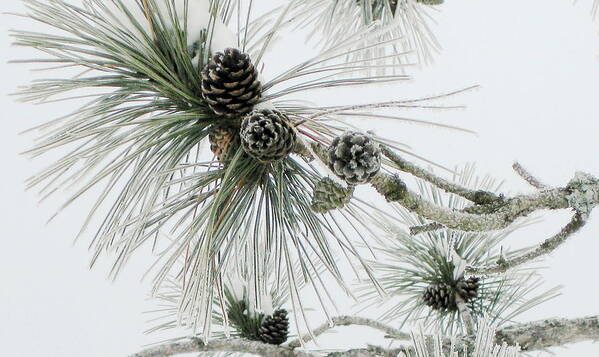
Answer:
[2, 0, 599, 356]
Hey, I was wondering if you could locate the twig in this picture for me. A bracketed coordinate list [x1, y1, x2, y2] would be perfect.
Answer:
[128, 338, 315, 357]
[466, 211, 588, 275]
[287, 315, 411, 348]
[128, 315, 599, 356]
[495, 315, 599, 351]
[325, 345, 411, 357]
[369, 170, 599, 232]
[381, 146, 502, 205]
[455, 294, 475, 336]
[410, 222, 445, 235]
[512, 162, 548, 190]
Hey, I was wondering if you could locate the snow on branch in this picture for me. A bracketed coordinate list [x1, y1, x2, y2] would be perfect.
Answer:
[129, 315, 599, 357]
[495, 315, 599, 351]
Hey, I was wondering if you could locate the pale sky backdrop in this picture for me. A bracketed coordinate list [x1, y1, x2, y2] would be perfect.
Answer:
[1, 0, 599, 356]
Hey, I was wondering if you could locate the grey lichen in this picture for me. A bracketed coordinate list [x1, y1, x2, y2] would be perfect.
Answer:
[495, 315, 599, 351]
[566, 171, 599, 218]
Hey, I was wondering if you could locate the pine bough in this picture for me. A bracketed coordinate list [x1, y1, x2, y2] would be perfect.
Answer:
[10, 0, 599, 356]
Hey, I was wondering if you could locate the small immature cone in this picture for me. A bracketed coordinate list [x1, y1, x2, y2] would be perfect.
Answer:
[240, 109, 296, 163]
[328, 131, 381, 185]
[311, 177, 354, 213]
[208, 124, 240, 162]
[201, 48, 262, 118]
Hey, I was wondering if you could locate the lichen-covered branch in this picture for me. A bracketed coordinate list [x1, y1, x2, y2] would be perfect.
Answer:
[370, 171, 569, 231]
[512, 162, 548, 189]
[127, 315, 599, 357]
[381, 146, 501, 205]
[326, 345, 410, 357]
[410, 222, 445, 235]
[455, 294, 475, 336]
[466, 211, 588, 275]
[369, 170, 599, 232]
[287, 315, 411, 348]
[495, 315, 599, 351]
[128, 338, 314, 357]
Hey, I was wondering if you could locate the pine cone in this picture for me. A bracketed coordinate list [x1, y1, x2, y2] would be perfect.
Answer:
[259, 309, 290, 345]
[455, 277, 481, 301]
[208, 125, 240, 162]
[423, 277, 481, 312]
[201, 48, 262, 118]
[311, 177, 354, 213]
[423, 282, 457, 311]
[240, 109, 296, 162]
[327, 131, 381, 185]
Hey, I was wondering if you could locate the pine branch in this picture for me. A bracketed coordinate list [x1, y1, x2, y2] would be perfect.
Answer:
[128, 338, 315, 357]
[367, 155, 599, 233]
[495, 315, 599, 351]
[325, 345, 409, 357]
[512, 162, 548, 190]
[287, 315, 411, 348]
[455, 294, 475, 336]
[466, 211, 588, 275]
[380, 146, 502, 205]
[128, 315, 599, 356]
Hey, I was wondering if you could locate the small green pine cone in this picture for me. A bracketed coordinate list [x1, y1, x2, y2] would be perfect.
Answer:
[311, 177, 354, 213]
[258, 309, 290, 345]
[240, 109, 296, 163]
[328, 131, 381, 185]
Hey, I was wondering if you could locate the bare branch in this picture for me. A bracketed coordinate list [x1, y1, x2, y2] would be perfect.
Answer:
[370, 171, 572, 232]
[512, 162, 548, 189]
[128, 338, 315, 357]
[466, 211, 588, 275]
[128, 315, 599, 356]
[455, 294, 475, 336]
[381, 146, 502, 205]
[287, 315, 411, 348]
[410, 222, 445, 235]
[326, 345, 410, 357]
[496, 315, 599, 351]
[369, 169, 599, 232]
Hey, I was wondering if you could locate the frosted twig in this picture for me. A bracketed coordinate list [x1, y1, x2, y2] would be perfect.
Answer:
[368, 169, 599, 232]
[512, 162, 547, 189]
[455, 294, 475, 336]
[287, 315, 411, 348]
[381, 146, 502, 205]
[466, 211, 588, 275]
[128, 338, 315, 357]
[495, 315, 599, 351]
[410, 222, 445, 235]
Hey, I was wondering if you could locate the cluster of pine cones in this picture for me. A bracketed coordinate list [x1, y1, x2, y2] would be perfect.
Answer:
[422, 277, 481, 312]
[201, 48, 295, 164]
